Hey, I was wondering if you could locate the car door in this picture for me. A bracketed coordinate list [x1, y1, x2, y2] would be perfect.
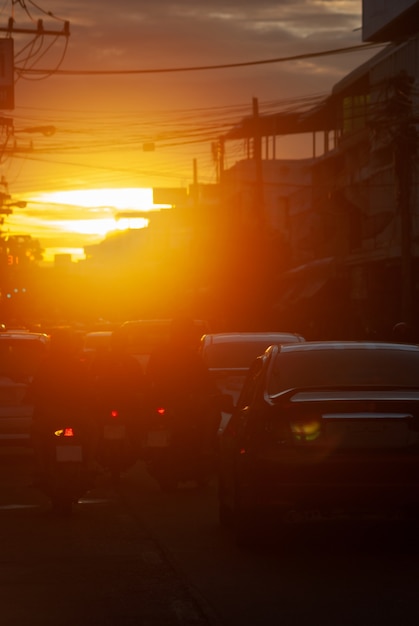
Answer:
[219, 355, 267, 508]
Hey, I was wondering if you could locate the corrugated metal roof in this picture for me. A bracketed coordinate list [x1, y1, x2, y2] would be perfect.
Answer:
[224, 40, 406, 141]
[224, 96, 337, 140]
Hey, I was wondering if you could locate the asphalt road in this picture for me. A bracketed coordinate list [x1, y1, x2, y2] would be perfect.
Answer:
[2, 448, 419, 626]
[121, 460, 419, 626]
[0, 448, 217, 626]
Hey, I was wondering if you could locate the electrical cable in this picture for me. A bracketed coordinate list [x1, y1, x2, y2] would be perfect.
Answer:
[15, 41, 386, 76]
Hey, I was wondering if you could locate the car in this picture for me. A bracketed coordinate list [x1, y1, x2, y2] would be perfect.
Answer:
[82, 330, 113, 351]
[218, 340, 419, 545]
[80, 330, 113, 366]
[0, 330, 50, 445]
[116, 318, 210, 373]
[199, 331, 305, 435]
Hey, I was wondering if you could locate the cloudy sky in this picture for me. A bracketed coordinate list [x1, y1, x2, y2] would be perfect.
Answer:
[0, 0, 383, 260]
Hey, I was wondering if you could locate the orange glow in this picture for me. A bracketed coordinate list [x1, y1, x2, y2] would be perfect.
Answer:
[10, 187, 164, 263]
[28, 187, 154, 238]
[33, 188, 154, 210]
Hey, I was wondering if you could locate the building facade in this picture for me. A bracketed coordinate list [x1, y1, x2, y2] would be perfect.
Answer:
[220, 25, 419, 338]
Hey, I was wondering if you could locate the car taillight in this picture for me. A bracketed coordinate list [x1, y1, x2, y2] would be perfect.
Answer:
[156, 407, 166, 416]
[54, 427, 75, 437]
[110, 409, 119, 419]
[289, 417, 321, 443]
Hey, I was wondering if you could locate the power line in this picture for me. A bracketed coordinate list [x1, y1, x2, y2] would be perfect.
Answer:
[14, 42, 385, 76]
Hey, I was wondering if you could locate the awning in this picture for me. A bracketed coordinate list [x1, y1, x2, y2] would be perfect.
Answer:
[275, 257, 336, 311]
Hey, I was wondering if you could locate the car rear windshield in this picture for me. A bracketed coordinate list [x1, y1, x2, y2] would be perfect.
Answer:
[119, 320, 209, 354]
[84, 333, 112, 350]
[268, 347, 419, 394]
[203, 338, 297, 369]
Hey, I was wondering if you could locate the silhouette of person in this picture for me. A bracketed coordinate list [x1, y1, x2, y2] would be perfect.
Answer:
[89, 327, 146, 455]
[90, 328, 145, 409]
[146, 316, 212, 396]
[146, 316, 220, 451]
[29, 327, 92, 482]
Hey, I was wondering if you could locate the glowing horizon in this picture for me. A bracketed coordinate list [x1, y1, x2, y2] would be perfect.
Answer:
[31, 187, 155, 210]
[6, 187, 169, 264]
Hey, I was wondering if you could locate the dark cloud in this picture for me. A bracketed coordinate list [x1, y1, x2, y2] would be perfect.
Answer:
[46, 0, 365, 105]
[9, 1, 363, 69]
[87, 2, 360, 66]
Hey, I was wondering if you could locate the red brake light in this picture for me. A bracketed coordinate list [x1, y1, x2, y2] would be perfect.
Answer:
[63, 427, 75, 437]
[110, 409, 119, 419]
[157, 407, 166, 415]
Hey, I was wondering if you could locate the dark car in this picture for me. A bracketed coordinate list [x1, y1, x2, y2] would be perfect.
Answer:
[218, 340, 419, 545]
[0, 330, 50, 445]
[199, 331, 305, 435]
[116, 319, 210, 373]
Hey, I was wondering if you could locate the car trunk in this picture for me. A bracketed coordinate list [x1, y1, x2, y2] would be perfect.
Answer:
[0, 380, 32, 443]
[246, 388, 419, 513]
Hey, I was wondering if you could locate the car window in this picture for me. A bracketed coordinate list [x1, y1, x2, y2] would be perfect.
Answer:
[236, 357, 265, 410]
[203, 339, 294, 369]
[83, 333, 112, 350]
[268, 347, 419, 394]
[120, 320, 208, 355]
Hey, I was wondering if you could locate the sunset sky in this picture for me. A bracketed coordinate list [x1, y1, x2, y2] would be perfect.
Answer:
[0, 0, 383, 263]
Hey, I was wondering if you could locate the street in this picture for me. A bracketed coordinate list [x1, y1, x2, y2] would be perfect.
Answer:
[0, 448, 215, 626]
[1, 448, 419, 626]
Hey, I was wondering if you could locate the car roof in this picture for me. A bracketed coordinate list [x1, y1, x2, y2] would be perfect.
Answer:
[0, 331, 49, 343]
[201, 332, 305, 345]
[120, 318, 209, 328]
[277, 340, 419, 351]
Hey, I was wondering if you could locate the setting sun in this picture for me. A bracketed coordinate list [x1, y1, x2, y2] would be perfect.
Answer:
[29, 187, 155, 237]
[33, 188, 154, 211]
[7, 187, 167, 264]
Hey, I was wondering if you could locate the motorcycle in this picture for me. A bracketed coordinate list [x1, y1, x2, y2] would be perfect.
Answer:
[141, 394, 217, 491]
[37, 423, 90, 516]
[94, 402, 141, 486]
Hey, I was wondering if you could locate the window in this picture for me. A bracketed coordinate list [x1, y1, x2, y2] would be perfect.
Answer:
[343, 94, 370, 134]
[236, 357, 265, 410]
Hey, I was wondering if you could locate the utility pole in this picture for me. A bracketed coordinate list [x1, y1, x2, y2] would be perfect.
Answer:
[252, 97, 264, 232]
[0, 17, 70, 37]
[213, 138, 224, 184]
[0, 18, 69, 110]
[192, 158, 199, 211]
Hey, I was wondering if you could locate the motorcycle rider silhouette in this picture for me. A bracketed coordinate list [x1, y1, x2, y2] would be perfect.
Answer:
[30, 328, 93, 488]
[89, 327, 146, 480]
[144, 316, 220, 488]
